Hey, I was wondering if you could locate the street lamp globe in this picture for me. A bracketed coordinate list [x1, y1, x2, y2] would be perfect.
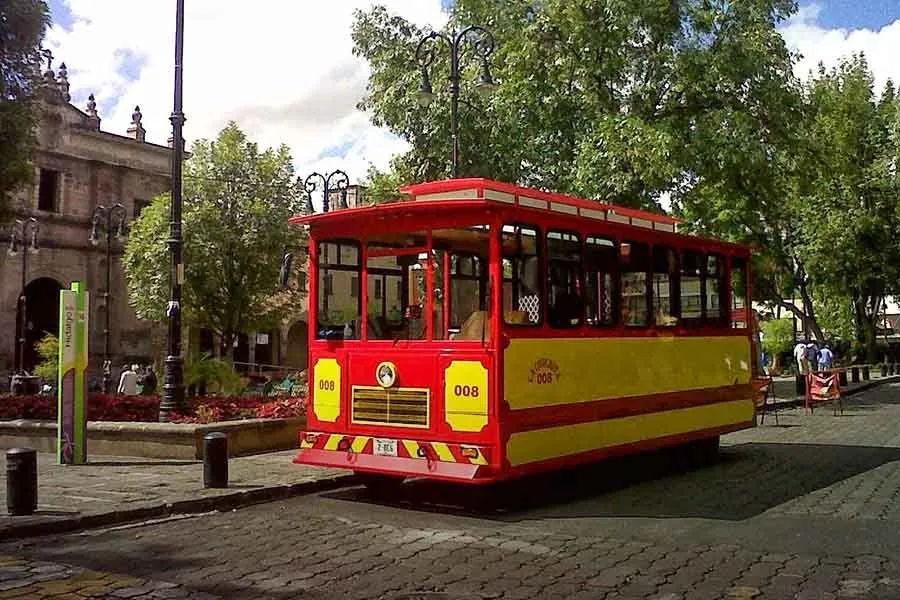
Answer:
[417, 71, 435, 108]
[476, 60, 498, 95]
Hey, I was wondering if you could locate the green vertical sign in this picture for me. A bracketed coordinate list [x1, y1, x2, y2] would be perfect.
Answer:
[58, 282, 89, 465]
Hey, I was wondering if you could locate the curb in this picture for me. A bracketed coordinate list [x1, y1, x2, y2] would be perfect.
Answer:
[0, 473, 357, 541]
[767, 375, 900, 411]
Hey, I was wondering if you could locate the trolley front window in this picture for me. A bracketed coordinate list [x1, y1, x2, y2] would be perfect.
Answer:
[316, 240, 361, 339]
[314, 225, 491, 342]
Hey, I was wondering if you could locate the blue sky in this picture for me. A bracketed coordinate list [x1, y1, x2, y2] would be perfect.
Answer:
[814, 0, 900, 30]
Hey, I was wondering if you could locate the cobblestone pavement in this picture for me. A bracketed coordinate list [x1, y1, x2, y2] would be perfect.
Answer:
[5, 384, 900, 599]
[0, 450, 350, 536]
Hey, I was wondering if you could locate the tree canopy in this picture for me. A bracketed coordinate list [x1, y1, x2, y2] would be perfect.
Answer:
[0, 0, 49, 223]
[123, 123, 306, 358]
[353, 0, 798, 210]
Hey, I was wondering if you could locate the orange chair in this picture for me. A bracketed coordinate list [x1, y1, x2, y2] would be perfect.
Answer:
[754, 377, 777, 425]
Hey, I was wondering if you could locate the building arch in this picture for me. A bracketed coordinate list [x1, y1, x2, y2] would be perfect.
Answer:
[15, 277, 63, 372]
[284, 320, 309, 370]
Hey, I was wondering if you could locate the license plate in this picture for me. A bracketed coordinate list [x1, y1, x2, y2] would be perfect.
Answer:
[374, 438, 397, 457]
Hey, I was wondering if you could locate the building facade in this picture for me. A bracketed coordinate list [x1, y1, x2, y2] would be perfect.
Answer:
[0, 62, 173, 387]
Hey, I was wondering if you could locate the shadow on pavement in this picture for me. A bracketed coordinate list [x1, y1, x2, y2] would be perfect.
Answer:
[326, 442, 900, 522]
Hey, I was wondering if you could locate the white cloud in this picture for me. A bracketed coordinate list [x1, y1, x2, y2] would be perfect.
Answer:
[45, 1, 448, 185]
[780, 3, 900, 92]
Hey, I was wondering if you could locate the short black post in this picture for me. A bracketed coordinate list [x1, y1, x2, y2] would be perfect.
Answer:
[838, 369, 848, 387]
[862, 365, 870, 381]
[795, 373, 805, 396]
[851, 367, 859, 383]
[881, 364, 888, 377]
[6, 448, 37, 516]
[203, 432, 228, 488]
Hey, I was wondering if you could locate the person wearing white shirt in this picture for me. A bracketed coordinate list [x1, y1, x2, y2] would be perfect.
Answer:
[117, 364, 138, 396]
[794, 341, 809, 375]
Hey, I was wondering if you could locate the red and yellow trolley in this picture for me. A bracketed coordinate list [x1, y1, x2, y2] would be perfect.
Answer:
[292, 178, 756, 487]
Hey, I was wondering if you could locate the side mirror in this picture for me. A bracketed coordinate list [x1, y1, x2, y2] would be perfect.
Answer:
[278, 251, 294, 288]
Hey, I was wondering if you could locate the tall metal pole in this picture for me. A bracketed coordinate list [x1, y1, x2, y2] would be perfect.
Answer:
[104, 212, 112, 392]
[415, 26, 494, 179]
[90, 204, 126, 394]
[161, 0, 186, 421]
[10, 218, 38, 376]
[18, 235, 27, 375]
[449, 37, 460, 179]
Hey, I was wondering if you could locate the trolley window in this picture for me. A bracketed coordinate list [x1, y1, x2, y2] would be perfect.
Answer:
[681, 250, 704, 324]
[620, 241, 650, 327]
[731, 256, 749, 329]
[316, 240, 361, 339]
[547, 230, 583, 329]
[585, 236, 617, 327]
[502, 224, 542, 326]
[706, 253, 727, 325]
[652, 246, 678, 327]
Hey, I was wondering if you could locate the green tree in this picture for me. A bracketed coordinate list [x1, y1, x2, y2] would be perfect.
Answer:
[354, 0, 798, 212]
[32, 333, 57, 383]
[760, 318, 793, 370]
[794, 56, 900, 362]
[123, 123, 305, 359]
[0, 0, 50, 223]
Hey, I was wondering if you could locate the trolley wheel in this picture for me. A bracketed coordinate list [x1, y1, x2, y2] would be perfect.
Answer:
[356, 472, 405, 495]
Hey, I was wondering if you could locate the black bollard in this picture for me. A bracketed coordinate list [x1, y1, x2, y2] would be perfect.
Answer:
[795, 373, 806, 396]
[882, 364, 888, 377]
[6, 448, 37, 516]
[203, 432, 228, 489]
[838, 369, 848, 387]
[851, 367, 859, 383]
[863, 365, 870, 381]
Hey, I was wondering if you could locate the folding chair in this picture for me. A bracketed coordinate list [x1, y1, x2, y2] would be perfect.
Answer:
[753, 377, 777, 425]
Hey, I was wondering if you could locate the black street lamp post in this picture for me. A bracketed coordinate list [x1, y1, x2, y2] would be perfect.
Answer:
[415, 26, 497, 178]
[7, 218, 39, 379]
[303, 170, 350, 214]
[89, 204, 127, 394]
[160, 0, 186, 422]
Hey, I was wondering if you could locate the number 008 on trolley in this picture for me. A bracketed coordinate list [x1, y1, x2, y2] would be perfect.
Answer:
[290, 178, 759, 489]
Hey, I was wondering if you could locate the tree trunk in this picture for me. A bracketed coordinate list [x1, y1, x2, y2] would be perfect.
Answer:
[219, 331, 234, 362]
[798, 283, 825, 342]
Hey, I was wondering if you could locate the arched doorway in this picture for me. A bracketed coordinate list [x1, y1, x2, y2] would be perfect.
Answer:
[285, 321, 308, 369]
[15, 277, 63, 372]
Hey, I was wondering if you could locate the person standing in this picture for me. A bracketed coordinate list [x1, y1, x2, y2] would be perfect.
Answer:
[806, 342, 819, 372]
[794, 340, 809, 375]
[117, 364, 138, 396]
[818, 345, 834, 371]
[142, 365, 158, 395]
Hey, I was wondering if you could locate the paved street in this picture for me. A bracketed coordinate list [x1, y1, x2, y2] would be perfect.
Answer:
[5, 384, 900, 599]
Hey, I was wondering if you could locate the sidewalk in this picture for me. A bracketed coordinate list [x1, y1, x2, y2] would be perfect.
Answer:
[767, 372, 900, 408]
[0, 450, 353, 540]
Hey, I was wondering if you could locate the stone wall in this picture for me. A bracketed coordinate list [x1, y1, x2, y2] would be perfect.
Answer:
[0, 91, 172, 383]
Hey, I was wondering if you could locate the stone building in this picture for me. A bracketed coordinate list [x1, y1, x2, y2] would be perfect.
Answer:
[0, 61, 173, 387]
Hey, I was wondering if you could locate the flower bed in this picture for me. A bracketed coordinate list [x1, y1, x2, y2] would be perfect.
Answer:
[0, 394, 306, 423]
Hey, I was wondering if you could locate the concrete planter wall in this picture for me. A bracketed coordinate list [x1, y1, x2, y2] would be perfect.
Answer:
[0, 417, 305, 460]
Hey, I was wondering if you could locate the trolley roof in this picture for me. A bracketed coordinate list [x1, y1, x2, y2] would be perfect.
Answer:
[291, 177, 679, 230]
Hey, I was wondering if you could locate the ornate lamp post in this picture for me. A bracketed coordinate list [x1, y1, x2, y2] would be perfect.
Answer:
[7, 218, 39, 379]
[415, 26, 497, 178]
[303, 170, 350, 214]
[89, 204, 127, 394]
[160, 0, 186, 422]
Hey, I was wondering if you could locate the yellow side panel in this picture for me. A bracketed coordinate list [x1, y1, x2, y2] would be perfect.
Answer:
[504, 337, 751, 410]
[507, 398, 754, 466]
[444, 361, 489, 432]
[313, 358, 341, 423]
